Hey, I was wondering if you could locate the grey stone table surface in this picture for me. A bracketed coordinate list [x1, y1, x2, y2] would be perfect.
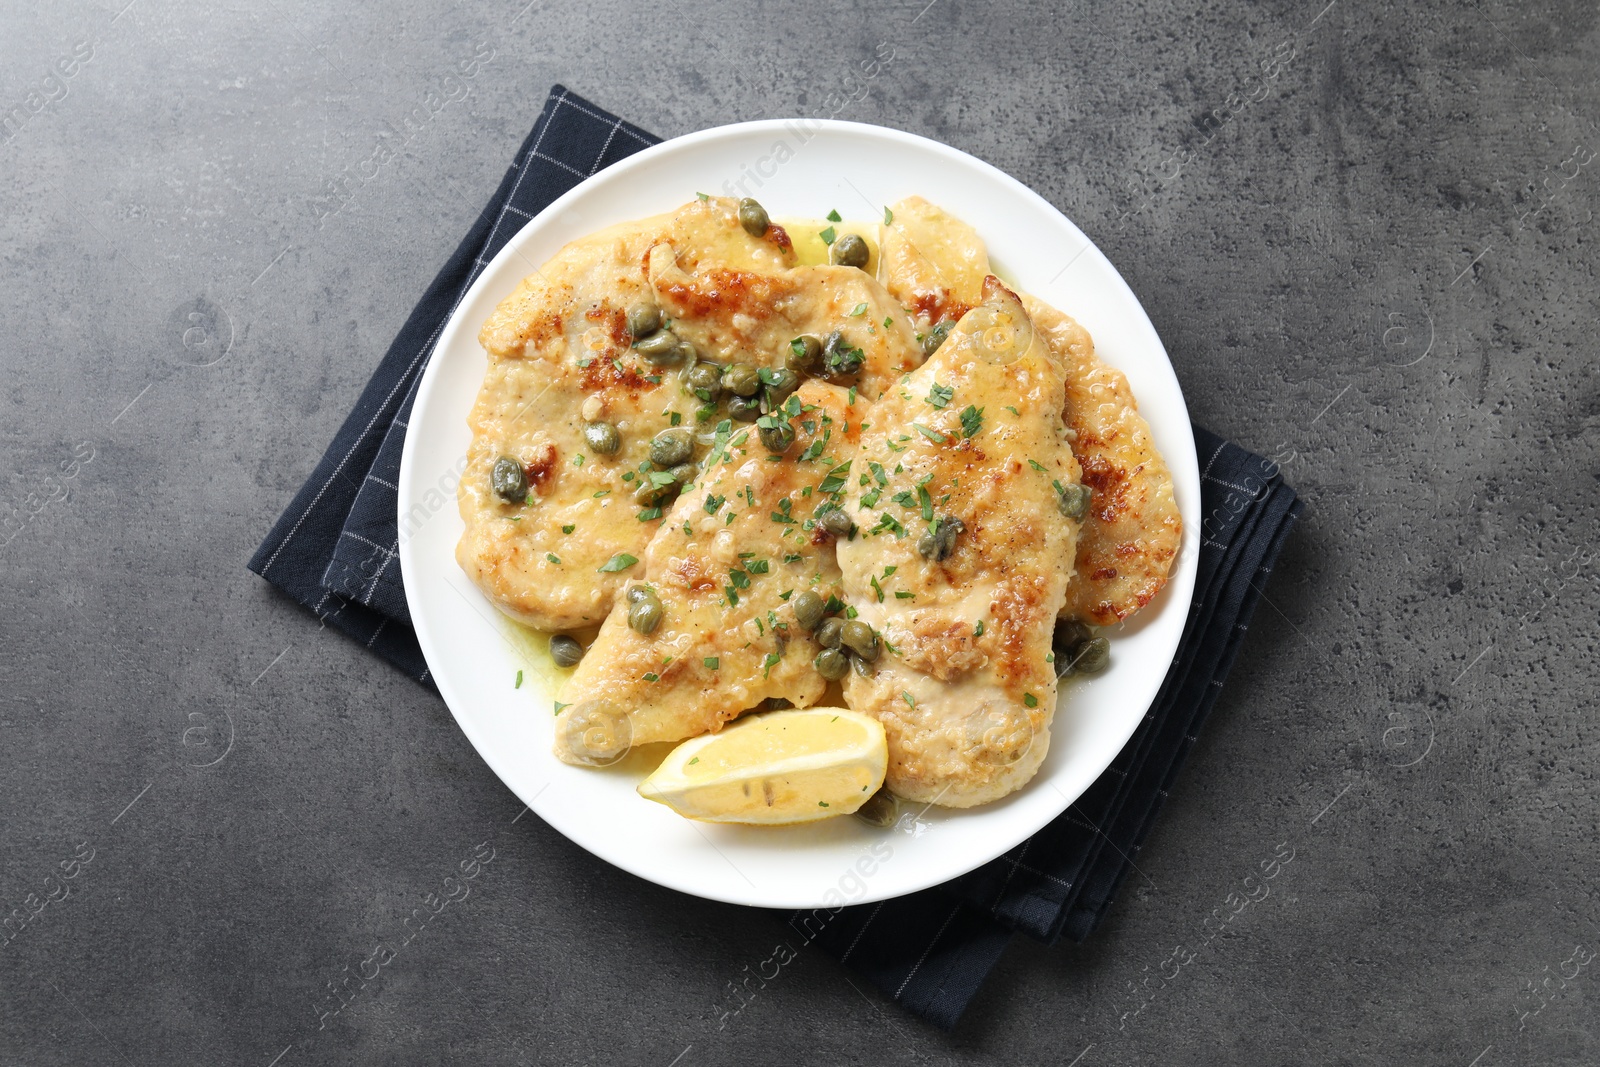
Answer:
[2, 0, 1596, 1063]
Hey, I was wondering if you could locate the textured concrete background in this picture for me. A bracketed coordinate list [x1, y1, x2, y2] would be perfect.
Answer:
[3, 0, 1597, 1063]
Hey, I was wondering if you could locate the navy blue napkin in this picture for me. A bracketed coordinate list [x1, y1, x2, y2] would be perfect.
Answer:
[248, 86, 1302, 1030]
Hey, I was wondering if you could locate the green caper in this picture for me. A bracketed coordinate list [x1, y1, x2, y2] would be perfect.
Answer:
[792, 590, 826, 631]
[823, 330, 865, 379]
[814, 647, 850, 681]
[648, 427, 694, 468]
[852, 651, 873, 678]
[738, 197, 770, 236]
[761, 367, 800, 408]
[549, 634, 584, 668]
[634, 330, 684, 365]
[1053, 620, 1093, 653]
[668, 463, 697, 486]
[758, 419, 795, 454]
[727, 394, 761, 422]
[628, 593, 663, 635]
[816, 617, 844, 650]
[626, 302, 662, 339]
[831, 233, 869, 268]
[922, 320, 953, 357]
[583, 421, 622, 455]
[854, 787, 899, 827]
[675, 339, 698, 364]
[1057, 482, 1092, 521]
[787, 334, 824, 377]
[840, 620, 879, 661]
[917, 516, 965, 561]
[723, 363, 761, 398]
[1070, 636, 1111, 675]
[625, 585, 654, 605]
[763, 696, 794, 711]
[685, 361, 723, 400]
[817, 505, 856, 539]
[634, 476, 679, 507]
[490, 456, 529, 503]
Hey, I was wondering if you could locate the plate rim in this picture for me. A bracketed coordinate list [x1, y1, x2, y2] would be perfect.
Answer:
[399, 117, 1199, 908]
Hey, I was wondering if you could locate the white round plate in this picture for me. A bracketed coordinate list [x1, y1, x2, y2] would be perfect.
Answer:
[399, 119, 1199, 910]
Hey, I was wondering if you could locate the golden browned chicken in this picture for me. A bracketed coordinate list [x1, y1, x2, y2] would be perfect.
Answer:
[1024, 297, 1181, 625]
[554, 380, 865, 765]
[456, 198, 795, 631]
[835, 279, 1083, 806]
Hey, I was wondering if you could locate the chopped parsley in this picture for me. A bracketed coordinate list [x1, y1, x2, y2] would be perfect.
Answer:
[746, 559, 770, 575]
[925, 382, 954, 409]
[895, 590, 915, 599]
[819, 225, 837, 245]
[637, 507, 662, 521]
[959, 405, 984, 438]
[696, 191, 710, 201]
[848, 302, 868, 317]
[974, 620, 985, 636]
[597, 553, 638, 572]
[1023, 693, 1038, 708]
[762, 651, 781, 678]
[515, 670, 523, 689]
[826, 208, 842, 222]
[554, 701, 570, 715]
[546, 553, 561, 564]
[902, 691, 916, 708]
[704, 494, 726, 514]
[669, 411, 682, 427]
[562, 524, 575, 534]
[883, 206, 894, 224]
[883, 316, 894, 329]
[1005, 405, 1021, 416]
[870, 575, 885, 602]
[912, 423, 947, 444]
[1028, 459, 1047, 472]
[819, 461, 852, 495]
[643, 672, 659, 683]
[704, 657, 719, 670]
[571, 454, 585, 467]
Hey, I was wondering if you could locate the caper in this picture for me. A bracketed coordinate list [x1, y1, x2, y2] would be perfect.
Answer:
[758, 419, 795, 454]
[686, 361, 723, 400]
[763, 696, 794, 711]
[668, 463, 698, 486]
[854, 788, 899, 827]
[648, 427, 694, 468]
[852, 651, 874, 678]
[549, 634, 584, 668]
[917, 516, 965, 561]
[738, 197, 770, 236]
[723, 362, 761, 398]
[818, 505, 856, 539]
[787, 334, 824, 377]
[628, 595, 664, 635]
[490, 456, 529, 503]
[634, 330, 684, 365]
[625, 585, 654, 605]
[1070, 636, 1111, 675]
[1053, 620, 1093, 653]
[831, 233, 869, 268]
[922, 320, 954, 357]
[1057, 482, 1092, 521]
[761, 366, 800, 408]
[840, 620, 879, 661]
[727, 394, 761, 422]
[583, 421, 622, 455]
[816, 617, 844, 650]
[823, 329, 864, 379]
[675, 339, 698, 364]
[634, 476, 679, 507]
[626, 302, 662, 339]
[792, 590, 826, 631]
[814, 647, 850, 681]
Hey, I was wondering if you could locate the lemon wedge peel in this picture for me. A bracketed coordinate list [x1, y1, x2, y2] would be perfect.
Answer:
[638, 708, 888, 825]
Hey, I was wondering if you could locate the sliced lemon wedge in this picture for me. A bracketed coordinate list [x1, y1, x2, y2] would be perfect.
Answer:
[638, 708, 887, 825]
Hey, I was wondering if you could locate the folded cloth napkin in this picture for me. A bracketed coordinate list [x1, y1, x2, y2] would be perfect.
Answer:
[249, 86, 1303, 1030]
